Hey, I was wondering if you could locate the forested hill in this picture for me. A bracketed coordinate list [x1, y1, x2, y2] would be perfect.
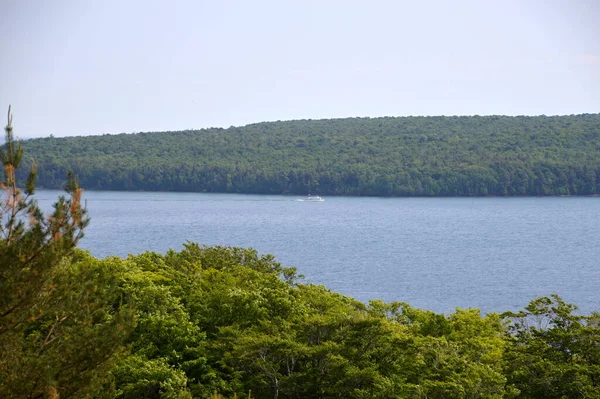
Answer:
[18, 114, 600, 196]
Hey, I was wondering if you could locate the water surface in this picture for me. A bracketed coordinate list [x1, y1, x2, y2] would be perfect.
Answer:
[36, 190, 600, 314]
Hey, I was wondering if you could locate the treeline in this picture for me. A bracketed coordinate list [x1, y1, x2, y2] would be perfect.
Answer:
[5, 243, 600, 399]
[17, 114, 600, 196]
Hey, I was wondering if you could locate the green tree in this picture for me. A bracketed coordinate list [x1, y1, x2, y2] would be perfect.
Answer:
[503, 295, 600, 398]
[0, 106, 134, 398]
[0, 105, 87, 338]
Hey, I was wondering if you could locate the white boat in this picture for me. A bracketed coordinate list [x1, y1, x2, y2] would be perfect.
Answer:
[298, 194, 325, 202]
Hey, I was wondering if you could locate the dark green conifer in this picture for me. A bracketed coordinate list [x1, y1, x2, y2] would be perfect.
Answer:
[0, 105, 88, 336]
[0, 106, 133, 398]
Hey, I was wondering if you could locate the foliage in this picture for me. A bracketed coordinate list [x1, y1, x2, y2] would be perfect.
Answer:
[3, 106, 600, 397]
[0, 106, 135, 398]
[17, 114, 600, 196]
[95, 246, 600, 398]
[503, 295, 600, 398]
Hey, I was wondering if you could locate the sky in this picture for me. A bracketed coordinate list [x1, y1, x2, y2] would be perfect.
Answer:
[0, 0, 599, 138]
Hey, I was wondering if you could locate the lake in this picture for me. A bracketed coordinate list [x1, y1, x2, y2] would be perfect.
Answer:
[35, 190, 600, 314]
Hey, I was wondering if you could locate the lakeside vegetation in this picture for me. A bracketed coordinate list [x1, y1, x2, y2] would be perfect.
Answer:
[6, 242, 600, 398]
[18, 113, 600, 196]
[3, 109, 600, 398]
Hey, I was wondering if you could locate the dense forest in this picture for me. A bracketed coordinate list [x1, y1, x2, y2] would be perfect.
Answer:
[6, 243, 600, 399]
[16, 113, 600, 196]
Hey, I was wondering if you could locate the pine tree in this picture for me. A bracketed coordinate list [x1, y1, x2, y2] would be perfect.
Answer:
[0, 106, 133, 398]
[0, 105, 89, 336]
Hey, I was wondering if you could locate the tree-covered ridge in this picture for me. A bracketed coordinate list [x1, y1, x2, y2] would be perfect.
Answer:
[19, 114, 600, 196]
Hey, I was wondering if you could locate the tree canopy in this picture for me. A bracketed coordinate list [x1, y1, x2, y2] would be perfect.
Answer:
[17, 114, 600, 196]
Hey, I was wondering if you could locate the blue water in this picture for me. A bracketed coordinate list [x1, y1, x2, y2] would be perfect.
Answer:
[35, 190, 600, 314]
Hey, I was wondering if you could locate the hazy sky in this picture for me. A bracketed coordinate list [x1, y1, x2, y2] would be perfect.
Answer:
[1, 0, 598, 137]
